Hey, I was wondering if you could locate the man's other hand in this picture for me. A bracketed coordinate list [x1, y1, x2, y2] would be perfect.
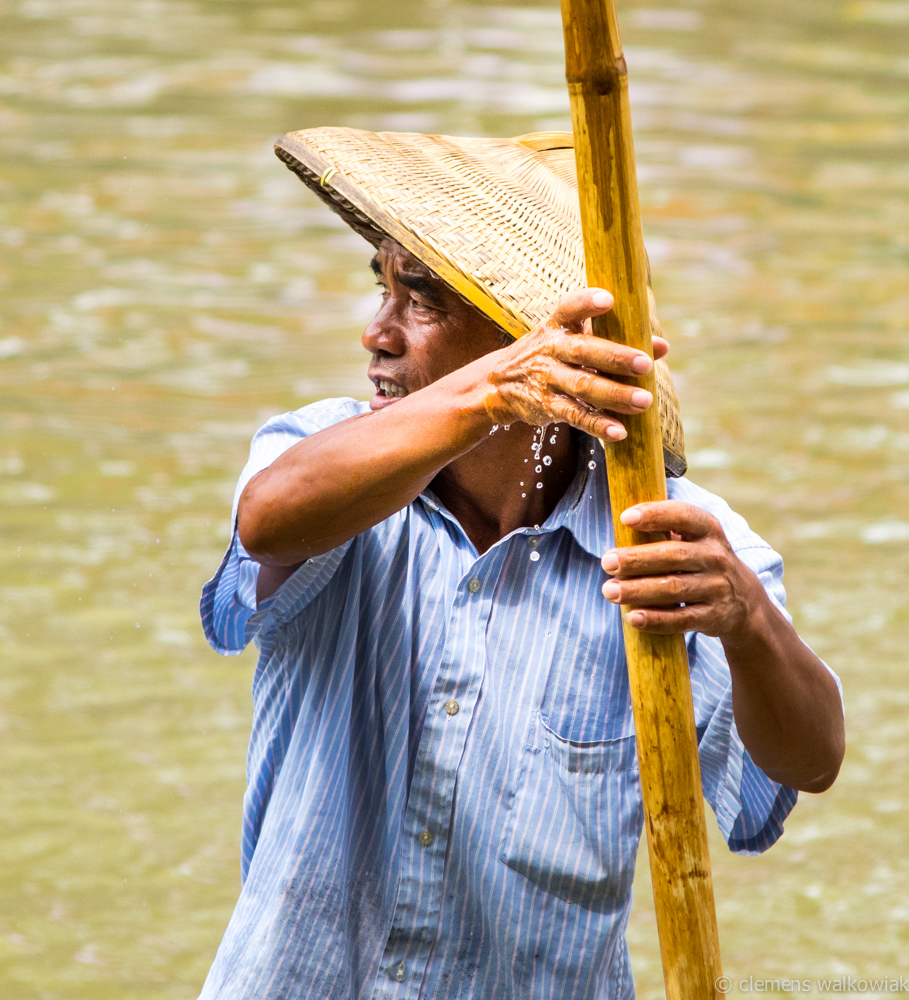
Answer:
[600, 500, 762, 638]
[483, 288, 669, 441]
[600, 499, 845, 794]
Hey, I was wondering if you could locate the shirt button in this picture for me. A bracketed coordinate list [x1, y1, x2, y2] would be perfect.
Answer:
[444, 699, 460, 717]
[468, 577, 480, 594]
[392, 962, 407, 982]
[418, 829, 433, 848]
[527, 536, 540, 549]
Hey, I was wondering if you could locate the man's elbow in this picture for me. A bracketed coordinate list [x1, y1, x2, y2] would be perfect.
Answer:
[237, 478, 323, 567]
[758, 725, 845, 795]
[763, 762, 840, 795]
[786, 732, 846, 795]
[237, 479, 284, 565]
[237, 504, 269, 563]
[799, 765, 841, 795]
[793, 698, 847, 794]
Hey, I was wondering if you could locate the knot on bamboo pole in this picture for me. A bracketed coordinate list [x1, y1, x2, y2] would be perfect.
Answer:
[565, 55, 627, 95]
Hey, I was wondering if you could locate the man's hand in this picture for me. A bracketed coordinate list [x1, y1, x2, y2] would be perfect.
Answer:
[601, 499, 845, 794]
[600, 501, 761, 638]
[484, 288, 669, 441]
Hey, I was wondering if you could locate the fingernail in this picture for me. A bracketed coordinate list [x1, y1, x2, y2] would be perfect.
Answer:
[631, 389, 652, 409]
[631, 354, 652, 374]
[591, 290, 613, 309]
[621, 507, 642, 525]
[625, 610, 646, 628]
[603, 580, 621, 602]
[606, 424, 626, 441]
[602, 550, 619, 573]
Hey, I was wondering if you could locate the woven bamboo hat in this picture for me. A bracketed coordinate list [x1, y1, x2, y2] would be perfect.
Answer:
[275, 127, 686, 477]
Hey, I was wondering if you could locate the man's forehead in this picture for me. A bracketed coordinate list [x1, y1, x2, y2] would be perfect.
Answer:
[373, 239, 437, 279]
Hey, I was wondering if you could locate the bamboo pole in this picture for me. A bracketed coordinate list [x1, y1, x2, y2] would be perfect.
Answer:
[559, 1, 724, 997]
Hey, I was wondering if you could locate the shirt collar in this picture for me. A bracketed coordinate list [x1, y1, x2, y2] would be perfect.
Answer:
[420, 433, 614, 562]
[547, 434, 614, 560]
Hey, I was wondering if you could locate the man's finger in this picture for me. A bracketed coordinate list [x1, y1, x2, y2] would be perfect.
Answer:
[548, 394, 629, 441]
[548, 364, 652, 415]
[619, 500, 717, 541]
[602, 571, 721, 608]
[549, 288, 614, 330]
[624, 604, 716, 635]
[602, 540, 708, 578]
[555, 332, 654, 378]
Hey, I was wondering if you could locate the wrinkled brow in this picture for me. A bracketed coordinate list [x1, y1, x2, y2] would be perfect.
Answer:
[369, 255, 447, 308]
[397, 271, 446, 307]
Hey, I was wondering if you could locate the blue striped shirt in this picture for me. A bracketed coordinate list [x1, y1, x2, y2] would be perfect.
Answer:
[199, 397, 806, 1000]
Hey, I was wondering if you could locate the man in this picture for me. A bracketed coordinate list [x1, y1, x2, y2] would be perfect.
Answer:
[199, 128, 844, 999]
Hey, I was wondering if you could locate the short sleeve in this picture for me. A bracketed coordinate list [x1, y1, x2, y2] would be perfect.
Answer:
[667, 476, 843, 856]
[200, 398, 369, 655]
[688, 626, 799, 857]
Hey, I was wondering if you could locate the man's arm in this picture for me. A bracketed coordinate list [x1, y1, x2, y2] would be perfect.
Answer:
[238, 289, 659, 571]
[601, 502, 845, 794]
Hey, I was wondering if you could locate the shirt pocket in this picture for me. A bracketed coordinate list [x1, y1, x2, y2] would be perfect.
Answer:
[499, 712, 643, 907]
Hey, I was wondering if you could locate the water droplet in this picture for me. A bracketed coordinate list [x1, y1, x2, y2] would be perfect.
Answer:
[521, 493, 526, 498]
[520, 482, 524, 486]
[534, 524, 540, 530]
[536, 482, 543, 489]
[529, 551, 540, 562]
[504, 424, 510, 430]
[524, 458, 529, 463]
[550, 436, 557, 444]
[490, 425, 499, 435]
[543, 456, 552, 466]
[588, 460, 597, 470]
[535, 465, 542, 473]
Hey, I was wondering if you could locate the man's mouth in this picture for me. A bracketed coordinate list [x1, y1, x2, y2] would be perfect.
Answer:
[376, 379, 409, 398]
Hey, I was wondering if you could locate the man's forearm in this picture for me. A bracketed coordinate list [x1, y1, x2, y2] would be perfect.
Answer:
[238, 356, 495, 567]
[241, 287, 661, 571]
[723, 580, 844, 794]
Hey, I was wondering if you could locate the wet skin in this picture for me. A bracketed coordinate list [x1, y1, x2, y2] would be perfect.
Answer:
[239, 239, 844, 793]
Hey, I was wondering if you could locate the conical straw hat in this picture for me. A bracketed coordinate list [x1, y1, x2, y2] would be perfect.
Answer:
[275, 127, 686, 477]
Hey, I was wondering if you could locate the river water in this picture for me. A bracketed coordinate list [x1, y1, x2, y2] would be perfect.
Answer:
[1, 0, 908, 996]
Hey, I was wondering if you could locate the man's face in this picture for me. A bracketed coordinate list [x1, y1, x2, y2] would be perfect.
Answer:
[364, 238, 504, 411]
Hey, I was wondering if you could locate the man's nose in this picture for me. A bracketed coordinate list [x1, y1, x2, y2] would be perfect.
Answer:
[362, 299, 405, 356]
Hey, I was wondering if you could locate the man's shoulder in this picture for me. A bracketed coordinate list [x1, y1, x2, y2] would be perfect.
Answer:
[666, 475, 736, 516]
[666, 476, 773, 555]
[252, 397, 371, 444]
[230, 398, 371, 520]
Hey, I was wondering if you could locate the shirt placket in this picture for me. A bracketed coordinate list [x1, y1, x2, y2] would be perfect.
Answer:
[371, 558, 496, 999]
